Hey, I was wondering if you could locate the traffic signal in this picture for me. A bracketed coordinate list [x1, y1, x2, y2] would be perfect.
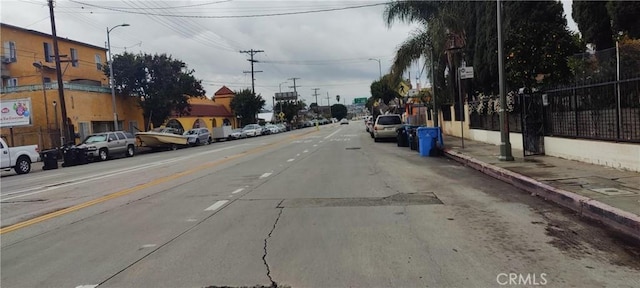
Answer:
[336, 95, 340, 102]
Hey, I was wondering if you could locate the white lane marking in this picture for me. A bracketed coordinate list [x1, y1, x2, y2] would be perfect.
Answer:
[204, 200, 229, 211]
[324, 128, 342, 139]
[296, 154, 300, 156]
[141, 244, 157, 248]
[259, 172, 272, 179]
[75, 285, 98, 288]
[186, 218, 198, 222]
[303, 150, 309, 153]
[231, 188, 244, 194]
[0, 145, 247, 201]
[319, 140, 324, 143]
[313, 144, 318, 147]
[287, 159, 295, 162]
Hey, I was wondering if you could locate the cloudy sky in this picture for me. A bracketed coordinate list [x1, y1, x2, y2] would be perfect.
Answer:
[2, 0, 577, 109]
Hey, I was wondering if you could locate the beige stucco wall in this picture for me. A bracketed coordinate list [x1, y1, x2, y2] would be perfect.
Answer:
[544, 137, 640, 172]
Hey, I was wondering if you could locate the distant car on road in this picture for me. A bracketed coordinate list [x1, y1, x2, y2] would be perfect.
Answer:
[372, 114, 403, 142]
[79, 131, 136, 161]
[340, 118, 349, 125]
[183, 128, 211, 146]
[242, 124, 262, 137]
[265, 124, 280, 134]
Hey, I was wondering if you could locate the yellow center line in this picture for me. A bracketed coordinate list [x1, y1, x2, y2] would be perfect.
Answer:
[0, 129, 319, 235]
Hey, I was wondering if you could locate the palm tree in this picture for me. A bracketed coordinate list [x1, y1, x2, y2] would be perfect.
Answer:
[384, 1, 471, 125]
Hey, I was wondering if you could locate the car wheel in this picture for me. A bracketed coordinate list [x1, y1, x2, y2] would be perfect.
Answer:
[99, 148, 109, 161]
[15, 156, 31, 174]
[208, 137, 212, 144]
[126, 145, 135, 157]
[195, 139, 200, 146]
[171, 144, 178, 151]
[370, 132, 374, 138]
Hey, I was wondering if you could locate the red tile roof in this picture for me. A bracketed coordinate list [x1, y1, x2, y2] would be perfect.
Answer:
[179, 104, 234, 117]
[214, 86, 234, 96]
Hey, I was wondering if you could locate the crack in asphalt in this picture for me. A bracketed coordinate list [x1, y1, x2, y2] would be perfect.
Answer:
[263, 200, 284, 287]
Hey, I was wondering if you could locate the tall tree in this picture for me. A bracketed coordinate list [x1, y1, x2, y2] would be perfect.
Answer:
[331, 104, 348, 120]
[230, 89, 265, 126]
[572, 1, 614, 50]
[274, 100, 306, 123]
[607, 1, 640, 39]
[109, 52, 205, 128]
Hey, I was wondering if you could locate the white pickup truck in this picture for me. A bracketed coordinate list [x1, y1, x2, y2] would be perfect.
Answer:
[0, 138, 40, 174]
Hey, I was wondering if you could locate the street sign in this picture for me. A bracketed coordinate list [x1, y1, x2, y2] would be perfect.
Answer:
[353, 97, 367, 105]
[278, 112, 285, 119]
[275, 91, 298, 101]
[458, 67, 474, 79]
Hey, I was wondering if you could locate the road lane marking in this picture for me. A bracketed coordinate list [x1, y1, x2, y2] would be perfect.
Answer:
[259, 172, 272, 179]
[204, 200, 229, 211]
[287, 159, 295, 162]
[313, 144, 318, 147]
[141, 244, 157, 248]
[0, 145, 247, 200]
[75, 285, 97, 288]
[324, 128, 342, 139]
[303, 150, 309, 153]
[296, 154, 300, 156]
[231, 188, 244, 194]
[186, 218, 198, 222]
[0, 129, 318, 235]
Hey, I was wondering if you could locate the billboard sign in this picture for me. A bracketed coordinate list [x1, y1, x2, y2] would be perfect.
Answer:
[0, 98, 32, 128]
[275, 91, 298, 101]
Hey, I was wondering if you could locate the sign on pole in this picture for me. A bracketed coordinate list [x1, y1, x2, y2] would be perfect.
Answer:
[458, 67, 474, 79]
[0, 98, 32, 128]
[353, 97, 367, 105]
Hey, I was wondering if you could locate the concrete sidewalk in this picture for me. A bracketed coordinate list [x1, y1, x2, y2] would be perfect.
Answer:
[441, 135, 640, 241]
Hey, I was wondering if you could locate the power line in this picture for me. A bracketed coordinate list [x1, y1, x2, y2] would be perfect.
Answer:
[64, 1, 389, 18]
[70, 0, 232, 10]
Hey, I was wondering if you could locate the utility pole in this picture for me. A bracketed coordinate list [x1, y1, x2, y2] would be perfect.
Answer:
[48, 0, 70, 145]
[288, 77, 300, 94]
[497, 0, 514, 161]
[326, 92, 331, 117]
[240, 49, 264, 95]
[312, 88, 320, 114]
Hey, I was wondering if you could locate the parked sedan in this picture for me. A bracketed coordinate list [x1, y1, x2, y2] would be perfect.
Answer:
[339, 118, 349, 125]
[242, 124, 262, 137]
[229, 129, 248, 140]
[265, 124, 280, 134]
[183, 128, 211, 146]
[276, 124, 287, 132]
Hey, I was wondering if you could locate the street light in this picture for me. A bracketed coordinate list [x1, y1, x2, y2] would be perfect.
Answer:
[368, 58, 382, 79]
[279, 81, 288, 92]
[107, 23, 130, 131]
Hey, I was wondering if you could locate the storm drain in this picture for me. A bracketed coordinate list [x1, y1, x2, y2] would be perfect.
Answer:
[278, 192, 442, 208]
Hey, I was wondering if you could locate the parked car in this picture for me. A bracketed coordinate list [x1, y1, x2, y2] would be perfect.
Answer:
[265, 124, 280, 134]
[242, 124, 262, 137]
[0, 138, 40, 174]
[276, 124, 287, 132]
[340, 118, 349, 125]
[183, 128, 211, 146]
[79, 131, 136, 161]
[229, 128, 248, 140]
[260, 125, 272, 135]
[372, 114, 403, 142]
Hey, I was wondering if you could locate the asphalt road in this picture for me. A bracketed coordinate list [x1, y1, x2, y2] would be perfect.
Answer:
[1, 122, 639, 288]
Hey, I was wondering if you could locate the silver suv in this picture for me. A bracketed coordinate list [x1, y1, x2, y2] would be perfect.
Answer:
[372, 114, 403, 142]
[184, 128, 212, 146]
[80, 131, 136, 161]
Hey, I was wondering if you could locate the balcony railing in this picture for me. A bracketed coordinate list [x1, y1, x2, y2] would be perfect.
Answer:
[1, 83, 111, 94]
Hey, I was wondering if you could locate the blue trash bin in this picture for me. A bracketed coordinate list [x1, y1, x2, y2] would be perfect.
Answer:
[417, 127, 434, 156]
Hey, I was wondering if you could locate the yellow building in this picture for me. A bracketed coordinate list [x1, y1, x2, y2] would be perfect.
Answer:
[0, 23, 144, 148]
[165, 86, 239, 132]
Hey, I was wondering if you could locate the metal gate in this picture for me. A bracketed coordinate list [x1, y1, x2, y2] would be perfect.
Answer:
[520, 92, 545, 156]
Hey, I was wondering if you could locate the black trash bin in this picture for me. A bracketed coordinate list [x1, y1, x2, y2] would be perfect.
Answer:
[61, 146, 79, 167]
[396, 126, 409, 147]
[41, 149, 59, 170]
[76, 147, 89, 165]
[408, 127, 419, 152]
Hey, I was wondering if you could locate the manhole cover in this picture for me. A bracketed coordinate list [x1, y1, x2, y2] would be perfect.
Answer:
[590, 187, 635, 196]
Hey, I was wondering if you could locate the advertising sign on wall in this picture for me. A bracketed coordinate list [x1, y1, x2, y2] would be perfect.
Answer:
[0, 98, 32, 128]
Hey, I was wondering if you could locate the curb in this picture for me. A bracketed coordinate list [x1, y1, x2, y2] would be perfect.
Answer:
[443, 148, 640, 241]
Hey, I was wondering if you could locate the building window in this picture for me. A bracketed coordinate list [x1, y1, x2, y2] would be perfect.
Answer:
[7, 78, 18, 87]
[3, 41, 16, 62]
[95, 54, 102, 70]
[44, 42, 53, 62]
[70, 48, 78, 67]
